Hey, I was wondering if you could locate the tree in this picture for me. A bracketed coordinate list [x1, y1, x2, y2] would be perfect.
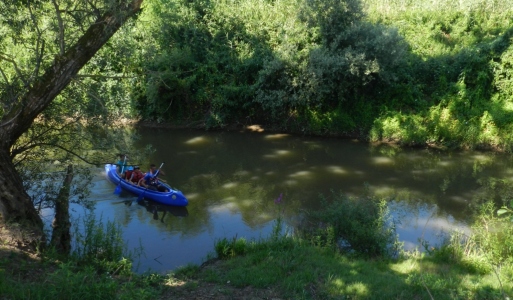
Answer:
[0, 0, 144, 247]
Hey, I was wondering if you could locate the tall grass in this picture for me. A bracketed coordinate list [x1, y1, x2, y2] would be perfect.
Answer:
[71, 214, 143, 275]
[213, 191, 401, 260]
[0, 215, 157, 300]
[201, 196, 513, 299]
[299, 191, 402, 258]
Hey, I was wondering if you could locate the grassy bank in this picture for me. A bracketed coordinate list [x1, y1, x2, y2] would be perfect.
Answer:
[1, 196, 512, 299]
[2, 236, 511, 299]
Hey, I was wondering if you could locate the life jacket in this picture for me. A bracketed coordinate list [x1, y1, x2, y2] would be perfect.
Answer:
[130, 171, 143, 183]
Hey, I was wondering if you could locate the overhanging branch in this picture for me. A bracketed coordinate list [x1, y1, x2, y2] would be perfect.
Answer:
[14, 142, 123, 166]
[74, 74, 137, 80]
[1, 0, 144, 149]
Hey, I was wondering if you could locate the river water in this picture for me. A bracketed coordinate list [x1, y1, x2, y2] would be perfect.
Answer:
[45, 127, 513, 274]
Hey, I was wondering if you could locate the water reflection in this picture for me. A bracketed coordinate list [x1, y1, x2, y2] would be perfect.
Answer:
[72, 128, 513, 273]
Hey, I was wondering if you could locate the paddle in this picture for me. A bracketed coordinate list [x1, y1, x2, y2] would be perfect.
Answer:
[137, 162, 164, 201]
[114, 155, 127, 195]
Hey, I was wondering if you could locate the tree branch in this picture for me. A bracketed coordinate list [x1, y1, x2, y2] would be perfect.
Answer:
[0, 53, 28, 87]
[74, 74, 137, 80]
[15, 142, 104, 166]
[0, 0, 144, 151]
[14, 141, 139, 167]
[34, 40, 46, 79]
[52, 0, 66, 55]
[27, 0, 46, 80]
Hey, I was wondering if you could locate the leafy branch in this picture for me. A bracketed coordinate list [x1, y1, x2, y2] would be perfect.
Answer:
[497, 200, 513, 221]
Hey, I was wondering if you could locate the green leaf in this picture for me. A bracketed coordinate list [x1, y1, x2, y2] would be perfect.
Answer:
[497, 208, 509, 216]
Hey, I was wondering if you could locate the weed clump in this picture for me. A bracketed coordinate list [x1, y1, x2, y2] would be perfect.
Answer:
[298, 191, 401, 259]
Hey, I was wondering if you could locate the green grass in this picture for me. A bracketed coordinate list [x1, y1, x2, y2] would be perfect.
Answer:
[187, 197, 513, 299]
[2, 234, 511, 300]
[2, 198, 513, 299]
[0, 214, 161, 300]
[185, 237, 513, 299]
[0, 260, 163, 299]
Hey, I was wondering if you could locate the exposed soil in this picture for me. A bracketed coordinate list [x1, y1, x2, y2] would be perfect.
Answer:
[160, 281, 282, 300]
[159, 260, 283, 300]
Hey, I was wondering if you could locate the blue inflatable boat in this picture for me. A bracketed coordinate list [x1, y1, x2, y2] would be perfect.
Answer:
[105, 164, 188, 207]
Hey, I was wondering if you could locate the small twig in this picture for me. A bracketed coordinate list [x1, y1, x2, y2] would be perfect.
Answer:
[421, 276, 435, 300]
[74, 74, 137, 79]
[0, 110, 21, 128]
[153, 255, 162, 265]
[0, 53, 28, 86]
[111, 264, 124, 276]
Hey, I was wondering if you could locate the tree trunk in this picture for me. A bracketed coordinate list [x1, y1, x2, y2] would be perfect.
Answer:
[51, 165, 73, 254]
[0, 149, 44, 248]
[0, 0, 144, 248]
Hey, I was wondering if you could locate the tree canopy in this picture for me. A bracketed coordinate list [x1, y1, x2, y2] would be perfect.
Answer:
[0, 0, 143, 246]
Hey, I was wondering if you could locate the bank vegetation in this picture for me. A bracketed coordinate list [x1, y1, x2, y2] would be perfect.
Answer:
[2, 0, 513, 298]
[90, 0, 513, 151]
[1, 194, 512, 299]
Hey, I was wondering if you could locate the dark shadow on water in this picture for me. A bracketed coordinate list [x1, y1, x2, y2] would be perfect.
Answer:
[135, 199, 189, 222]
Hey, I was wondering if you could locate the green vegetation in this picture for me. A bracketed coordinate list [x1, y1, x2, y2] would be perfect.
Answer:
[86, 0, 512, 151]
[198, 196, 513, 299]
[1, 195, 513, 299]
[0, 215, 160, 299]
[365, 0, 513, 150]
[2, 0, 513, 298]
[298, 191, 401, 258]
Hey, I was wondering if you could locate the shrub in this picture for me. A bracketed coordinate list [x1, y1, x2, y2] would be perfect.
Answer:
[429, 201, 513, 275]
[300, 191, 401, 258]
[472, 202, 513, 266]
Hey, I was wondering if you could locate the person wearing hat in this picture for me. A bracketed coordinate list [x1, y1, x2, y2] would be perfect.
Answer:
[128, 166, 144, 185]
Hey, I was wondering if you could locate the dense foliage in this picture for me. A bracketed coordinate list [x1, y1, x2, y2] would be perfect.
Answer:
[0, 0, 148, 215]
[94, 0, 513, 151]
[129, 0, 408, 131]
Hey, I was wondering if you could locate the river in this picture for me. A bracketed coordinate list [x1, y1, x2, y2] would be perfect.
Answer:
[44, 127, 513, 274]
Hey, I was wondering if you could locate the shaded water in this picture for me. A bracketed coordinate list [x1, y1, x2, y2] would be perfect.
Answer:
[51, 128, 513, 273]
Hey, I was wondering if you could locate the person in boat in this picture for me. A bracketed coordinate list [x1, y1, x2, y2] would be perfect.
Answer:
[124, 166, 134, 181]
[138, 164, 167, 192]
[115, 154, 128, 178]
[127, 165, 144, 185]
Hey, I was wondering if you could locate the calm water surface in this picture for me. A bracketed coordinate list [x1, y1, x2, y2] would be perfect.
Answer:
[48, 128, 513, 274]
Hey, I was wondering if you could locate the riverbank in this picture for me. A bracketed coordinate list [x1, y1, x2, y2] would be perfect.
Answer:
[0, 243, 272, 299]
[2, 196, 512, 299]
[1, 237, 512, 299]
[134, 119, 511, 154]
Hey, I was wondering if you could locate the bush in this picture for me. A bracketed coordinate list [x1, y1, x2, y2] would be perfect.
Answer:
[428, 201, 513, 275]
[472, 202, 513, 266]
[300, 191, 401, 258]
